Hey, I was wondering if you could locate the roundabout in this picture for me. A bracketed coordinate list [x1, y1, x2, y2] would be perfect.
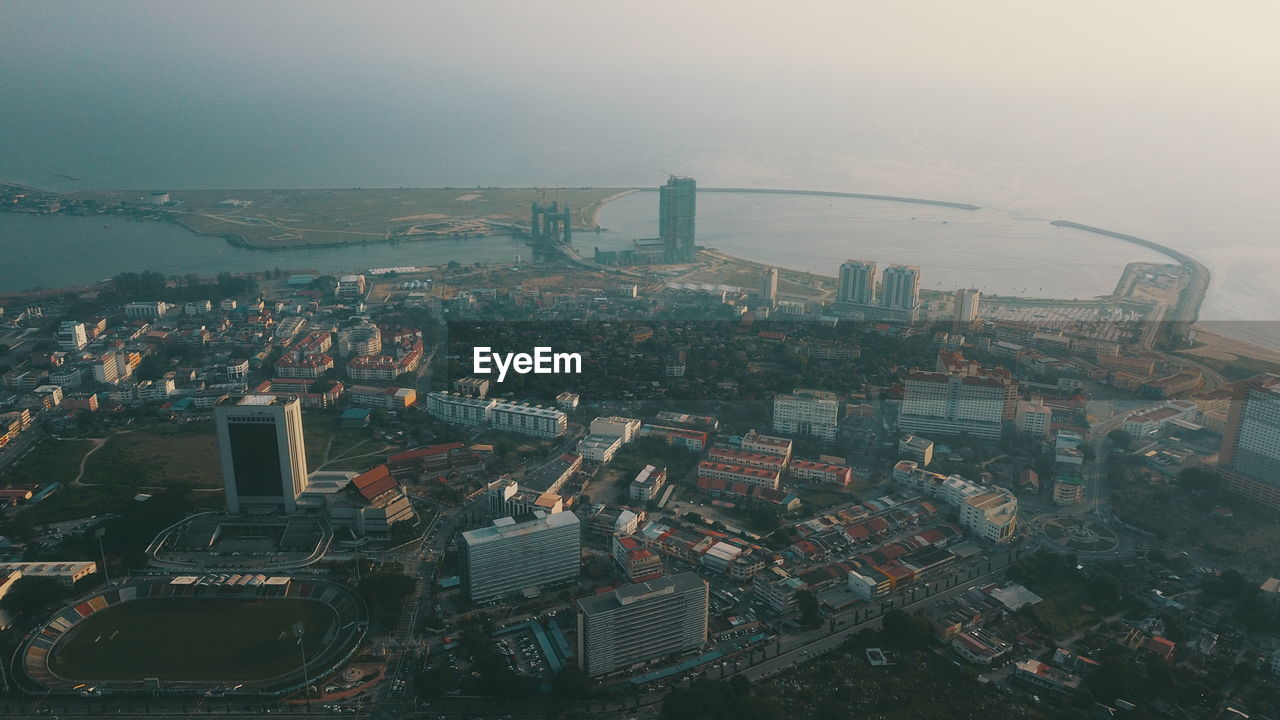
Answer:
[1042, 516, 1120, 553]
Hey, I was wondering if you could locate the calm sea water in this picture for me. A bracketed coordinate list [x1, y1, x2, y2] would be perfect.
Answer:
[593, 192, 1168, 300]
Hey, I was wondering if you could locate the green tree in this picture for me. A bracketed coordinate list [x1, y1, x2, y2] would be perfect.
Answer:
[796, 589, 821, 626]
[357, 570, 416, 622]
[1107, 429, 1133, 450]
[881, 610, 933, 649]
[550, 665, 593, 700]
[0, 576, 68, 617]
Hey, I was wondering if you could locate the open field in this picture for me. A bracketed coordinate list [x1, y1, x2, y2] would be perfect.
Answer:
[50, 598, 336, 682]
[1, 438, 94, 486]
[69, 187, 625, 249]
[300, 416, 380, 470]
[82, 427, 221, 488]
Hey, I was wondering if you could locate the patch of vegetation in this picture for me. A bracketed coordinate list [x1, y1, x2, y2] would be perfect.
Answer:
[12, 484, 139, 528]
[81, 426, 221, 487]
[0, 438, 95, 486]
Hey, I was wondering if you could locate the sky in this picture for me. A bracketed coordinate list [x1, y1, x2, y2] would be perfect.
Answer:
[3, 1, 1280, 319]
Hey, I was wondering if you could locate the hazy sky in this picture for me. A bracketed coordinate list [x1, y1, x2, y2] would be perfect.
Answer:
[3, 1, 1280, 319]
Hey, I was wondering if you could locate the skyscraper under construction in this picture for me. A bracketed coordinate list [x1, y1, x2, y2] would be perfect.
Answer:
[659, 176, 696, 263]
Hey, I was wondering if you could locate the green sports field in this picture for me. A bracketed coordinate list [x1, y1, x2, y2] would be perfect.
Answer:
[49, 598, 337, 682]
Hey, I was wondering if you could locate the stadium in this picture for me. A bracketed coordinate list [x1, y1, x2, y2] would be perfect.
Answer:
[19, 575, 366, 696]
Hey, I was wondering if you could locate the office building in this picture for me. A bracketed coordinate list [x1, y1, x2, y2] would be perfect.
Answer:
[659, 176, 697, 263]
[880, 264, 921, 311]
[772, 388, 839, 441]
[214, 395, 309, 515]
[837, 259, 877, 304]
[460, 511, 581, 603]
[1219, 374, 1280, 509]
[576, 572, 708, 676]
[759, 267, 779, 307]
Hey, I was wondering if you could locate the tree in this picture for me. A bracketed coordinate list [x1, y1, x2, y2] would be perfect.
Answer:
[795, 589, 821, 626]
[1107, 429, 1133, 450]
[357, 570, 416, 622]
[550, 666, 593, 700]
[1178, 467, 1221, 494]
[881, 610, 933, 649]
[0, 576, 67, 617]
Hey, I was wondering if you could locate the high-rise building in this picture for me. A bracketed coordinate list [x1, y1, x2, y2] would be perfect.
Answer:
[460, 511, 581, 602]
[880, 264, 921, 310]
[1219, 374, 1280, 509]
[772, 388, 840, 441]
[659, 176, 697, 263]
[576, 572, 708, 676]
[214, 395, 309, 515]
[759, 268, 779, 307]
[954, 288, 982, 325]
[837, 259, 877, 304]
[899, 372, 1008, 440]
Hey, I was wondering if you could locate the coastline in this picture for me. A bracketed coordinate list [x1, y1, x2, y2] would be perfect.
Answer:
[8, 180, 1274, 371]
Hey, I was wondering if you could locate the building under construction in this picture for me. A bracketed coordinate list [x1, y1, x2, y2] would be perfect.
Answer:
[530, 201, 572, 247]
[659, 176, 696, 263]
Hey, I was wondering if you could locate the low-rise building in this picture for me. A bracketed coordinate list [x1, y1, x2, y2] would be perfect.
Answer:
[348, 385, 417, 410]
[578, 434, 624, 463]
[697, 460, 781, 490]
[629, 465, 667, 504]
[1013, 659, 1083, 698]
[899, 434, 935, 465]
[1052, 476, 1086, 506]
[590, 416, 641, 443]
[741, 429, 794, 463]
[753, 566, 808, 613]
[639, 424, 707, 451]
[0, 561, 96, 588]
[1016, 399, 1052, 436]
[425, 391, 568, 438]
[612, 536, 663, 582]
[789, 459, 852, 488]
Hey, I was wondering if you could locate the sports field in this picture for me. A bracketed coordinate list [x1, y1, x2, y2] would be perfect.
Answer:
[49, 598, 337, 682]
